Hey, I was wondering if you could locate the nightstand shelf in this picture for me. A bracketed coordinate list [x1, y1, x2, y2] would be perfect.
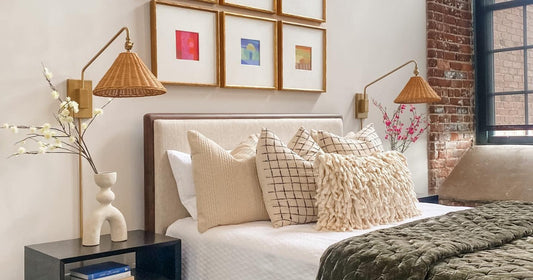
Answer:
[24, 230, 180, 280]
[417, 194, 439, 204]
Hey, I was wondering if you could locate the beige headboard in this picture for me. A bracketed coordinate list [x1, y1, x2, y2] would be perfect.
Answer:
[144, 113, 343, 234]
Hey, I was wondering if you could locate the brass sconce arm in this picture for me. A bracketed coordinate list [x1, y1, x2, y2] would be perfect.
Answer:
[80, 27, 133, 86]
[362, 60, 418, 99]
[68, 27, 136, 119]
[354, 59, 439, 128]
[355, 60, 419, 121]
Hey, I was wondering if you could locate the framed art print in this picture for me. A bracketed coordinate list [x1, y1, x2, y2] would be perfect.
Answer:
[221, 0, 276, 14]
[151, 1, 219, 86]
[221, 13, 277, 89]
[279, 0, 326, 22]
[279, 21, 326, 92]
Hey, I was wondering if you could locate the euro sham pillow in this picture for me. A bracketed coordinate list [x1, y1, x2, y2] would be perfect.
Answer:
[314, 151, 421, 231]
[312, 123, 384, 155]
[167, 150, 198, 220]
[188, 130, 269, 233]
[256, 128, 320, 228]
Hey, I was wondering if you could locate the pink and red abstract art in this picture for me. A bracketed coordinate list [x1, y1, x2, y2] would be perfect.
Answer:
[176, 30, 199, 61]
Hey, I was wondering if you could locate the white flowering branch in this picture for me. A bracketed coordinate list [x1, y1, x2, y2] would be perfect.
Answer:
[1, 66, 113, 174]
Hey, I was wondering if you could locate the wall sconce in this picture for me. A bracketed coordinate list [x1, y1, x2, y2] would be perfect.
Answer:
[354, 60, 440, 123]
[67, 27, 167, 246]
[67, 27, 166, 118]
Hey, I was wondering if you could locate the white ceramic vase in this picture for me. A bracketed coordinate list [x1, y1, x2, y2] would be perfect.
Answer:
[82, 172, 127, 246]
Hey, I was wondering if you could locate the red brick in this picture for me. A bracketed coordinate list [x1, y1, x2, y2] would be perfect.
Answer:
[427, 0, 475, 193]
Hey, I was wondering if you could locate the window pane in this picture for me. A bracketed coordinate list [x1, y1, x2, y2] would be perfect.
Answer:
[494, 50, 524, 92]
[494, 94, 525, 125]
[528, 5, 533, 45]
[492, 130, 529, 136]
[494, 0, 513, 3]
[528, 50, 533, 90]
[493, 7, 523, 49]
[529, 94, 533, 124]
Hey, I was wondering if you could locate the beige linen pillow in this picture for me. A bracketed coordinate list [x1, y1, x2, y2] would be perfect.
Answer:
[188, 130, 269, 233]
[256, 128, 319, 228]
[312, 123, 384, 155]
[314, 151, 421, 231]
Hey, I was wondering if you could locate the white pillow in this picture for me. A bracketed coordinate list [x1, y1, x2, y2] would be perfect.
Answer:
[167, 150, 198, 220]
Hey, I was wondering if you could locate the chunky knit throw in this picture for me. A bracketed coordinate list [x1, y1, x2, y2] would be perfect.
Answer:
[317, 201, 533, 280]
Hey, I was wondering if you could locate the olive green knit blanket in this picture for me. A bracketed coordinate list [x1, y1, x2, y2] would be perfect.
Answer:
[317, 201, 533, 280]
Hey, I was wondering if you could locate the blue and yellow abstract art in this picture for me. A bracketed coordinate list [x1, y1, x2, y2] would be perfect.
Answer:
[241, 38, 260, 66]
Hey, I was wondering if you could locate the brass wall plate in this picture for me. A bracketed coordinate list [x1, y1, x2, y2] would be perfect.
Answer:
[67, 79, 93, 119]
[355, 93, 368, 119]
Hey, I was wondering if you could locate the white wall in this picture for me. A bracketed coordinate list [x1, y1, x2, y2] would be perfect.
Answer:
[0, 0, 428, 278]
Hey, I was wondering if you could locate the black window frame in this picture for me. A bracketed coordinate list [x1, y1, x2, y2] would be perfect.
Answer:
[475, 0, 533, 144]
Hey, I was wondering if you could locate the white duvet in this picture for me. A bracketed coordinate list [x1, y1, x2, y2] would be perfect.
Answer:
[166, 203, 469, 280]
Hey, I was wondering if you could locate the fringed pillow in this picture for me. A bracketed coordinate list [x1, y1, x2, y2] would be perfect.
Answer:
[314, 151, 421, 231]
[312, 123, 384, 155]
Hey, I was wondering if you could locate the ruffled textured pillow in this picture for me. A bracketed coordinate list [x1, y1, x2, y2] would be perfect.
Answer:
[314, 151, 421, 231]
[256, 128, 320, 227]
[312, 123, 384, 156]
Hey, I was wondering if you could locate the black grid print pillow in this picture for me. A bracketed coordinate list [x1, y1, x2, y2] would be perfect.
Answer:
[312, 123, 384, 156]
[287, 127, 323, 162]
[345, 123, 384, 152]
[256, 128, 318, 228]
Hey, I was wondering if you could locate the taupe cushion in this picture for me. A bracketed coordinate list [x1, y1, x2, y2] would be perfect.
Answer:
[256, 128, 319, 228]
[188, 130, 269, 233]
[314, 151, 421, 231]
[313, 123, 383, 155]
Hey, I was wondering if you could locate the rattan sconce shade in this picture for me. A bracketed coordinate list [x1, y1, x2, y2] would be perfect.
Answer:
[93, 52, 166, 97]
[394, 76, 440, 104]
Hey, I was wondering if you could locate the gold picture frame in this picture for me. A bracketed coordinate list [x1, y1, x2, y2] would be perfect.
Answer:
[220, 0, 277, 14]
[150, 0, 220, 86]
[221, 12, 278, 90]
[278, 0, 326, 23]
[279, 21, 326, 92]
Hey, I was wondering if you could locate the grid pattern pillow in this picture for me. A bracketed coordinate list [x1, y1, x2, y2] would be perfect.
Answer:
[312, 123, 383, 156]
[256, 128, 319, 228]
[345, 123, 384, 152]
[188, 130, 269, 233]
[287, 127, 323, 162]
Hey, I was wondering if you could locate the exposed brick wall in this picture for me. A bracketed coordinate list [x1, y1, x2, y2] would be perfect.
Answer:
[426, 0, 475, 194]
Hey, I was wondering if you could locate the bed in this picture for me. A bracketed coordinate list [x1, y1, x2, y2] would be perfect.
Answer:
[143, 113, 533, 280]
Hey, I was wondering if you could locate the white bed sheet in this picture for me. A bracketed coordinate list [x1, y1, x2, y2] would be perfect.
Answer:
[166, 203, 469, 280]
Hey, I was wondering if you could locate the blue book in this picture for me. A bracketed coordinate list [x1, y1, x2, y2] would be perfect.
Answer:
[70, 261, 130, 280]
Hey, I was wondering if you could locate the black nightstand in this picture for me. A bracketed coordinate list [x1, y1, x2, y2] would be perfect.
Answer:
[24, 230, 180, 280]
[417, 194, 439, 204]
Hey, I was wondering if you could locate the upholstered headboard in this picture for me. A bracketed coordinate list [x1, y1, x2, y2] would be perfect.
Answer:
[144, 114, 343, 234]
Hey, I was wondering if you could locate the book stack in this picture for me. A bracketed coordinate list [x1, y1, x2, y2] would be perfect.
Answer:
[70, 261, 133, 280]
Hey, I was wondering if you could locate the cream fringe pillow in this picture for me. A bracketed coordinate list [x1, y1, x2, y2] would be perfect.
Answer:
[314, 151, 421, 231]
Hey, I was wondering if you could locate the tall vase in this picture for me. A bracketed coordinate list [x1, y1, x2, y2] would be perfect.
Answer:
[82, 172, 127, 246]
